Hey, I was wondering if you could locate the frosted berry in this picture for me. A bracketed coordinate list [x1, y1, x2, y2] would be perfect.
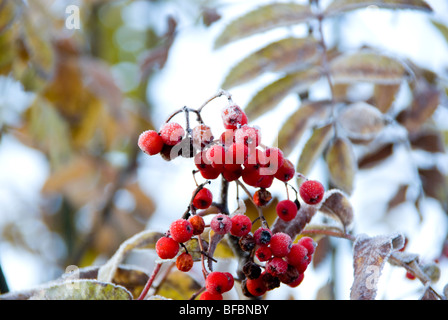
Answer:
[234, 125, 261, 148]
[244, 149, 268, 170]
[276, 199, 298, 221]
[253, 227, 272, 246]
[270, 232, 292, 257]
[159, 122, 185, 146]
[192, 124, 214, 149]
[224, 142, 249, 171]
[206, 271, 232, 294]
[195, 151, 221, 179]
[298, 236, 317, 256]
[200, 291, 223, 300]
[138, 130, 164, 156]
[188, 215, 205, 235]
[286, 244, 309, 269]
[221, 103, 248, 130]
[255, 246, 272, 262]
[265, 257, 288, 277]
[219, 129, 235, 147]
[274, 159, 295, 182]
[176, 252, 194, 272]
[230, 214, 252, 237]
[192, 188, 213, 209]
[245, 276, 267, 297]
[169, 219, 193, 243]
[210, 214, 232, 235]
[155, 236, 179, 259]
[299, 180, 325, 205]
[206, 145, 225, 171]
[253, 188, 272, 207]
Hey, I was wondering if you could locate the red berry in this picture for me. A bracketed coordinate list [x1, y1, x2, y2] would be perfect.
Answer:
[270, 232, 292, 257]
[274, 159, 295, 182]
[244, 148, 268, 170]
[253, 188, 272, 207]
[222, 272, 234, 292]
[176, 252, 194, 272]
[230, 214, 252, 237]
[255, 246, 272, 262]
[210, 214, 232, 235]
[405, 271, 416, 280]
[155, 236, 179, 259]
[159, 122, 185, 146]
[206, 145, 225, 171]
[286, 244, 309, 270]
[193, 188, 213, 209]
[221, 165, 243, 182]
[192, 124, 214, 149]
[224, 142, 249, 171]
[299, 180, 325, 205]
[245, 276, 267, 297]
[206, 271, 231, 294]
[138, 130, 164, 156]
[253, 227, 272, 246]
[221, 103, 248, 130]
[234, 125, 261, 148]
[262, 147, 284, 175]
[265, 257, 288, 277]
[188, 215, 205, 235]
[169, 219, 194, 243]
[298, 236, 317, 256]
[219, 129, 236, 147]
[195, 151, 221, 179]
[276, 199, 298, 221]
[287, 272, 304, 288]
[199, 291, 223, 300]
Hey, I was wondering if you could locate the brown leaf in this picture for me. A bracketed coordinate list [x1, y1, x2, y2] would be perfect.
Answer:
[396, 84, 440, 133]
[222, 37, 320, 89]
[418, 166, 448, 211]
[277, 100, 332, 156]
[387, 184, 409, 211]
[319, 189, 354, 231]
[325, 136, 357, 195]
[337, 101, 386, 141]
[157, 270, 201, 300]
[409, 128, 445, 153]
[330, 51, 408, 84]
[373, 84, 401, 113]
[351, 233, 405, 300]
[297, 123, 334, 176]
[111, 266, 149, 299]
[214, 3, 314, 49]
[358, 142, 394, 169]
[244, 68, 322, 121]
[324, 0, 432, 17]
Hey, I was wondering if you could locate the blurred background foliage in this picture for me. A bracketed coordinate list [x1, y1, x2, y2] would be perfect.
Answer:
[0, 0, 222, 291]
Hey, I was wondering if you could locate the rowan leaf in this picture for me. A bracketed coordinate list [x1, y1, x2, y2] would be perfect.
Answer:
[29, 279, 132, 300]
[97, 229, 164, 283]
[222, 37, 320, 89]
[351, 233, 405, 300]
[245, 68, 321, 121]
[157, 270, 201, 300]
[325, 0, 432, 17]
[319, 189, 354, 231]
[373, 84, 401, 113]
[297, 123, 334, 176]
[214, 3, 314, 49]
[431, 19, 448, 45]
[418, 166, 448, 211]
[330, 51, 408, 84]
[277, 100, 331, 157]
[386, 184, 409, 211]
[337, 101, 387, 141]
[358, 142, 394, 169]
[325, 136, 357, 195]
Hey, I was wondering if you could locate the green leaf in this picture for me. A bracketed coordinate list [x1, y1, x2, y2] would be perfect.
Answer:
[30, 279, 132, 300]
[222, 37, 320, 89]
[325, 136, 357, 195]
[297, 123, 334, 176]
[245, 68, 321, 120]
[330, 51, 408, 84]
[431, 19, 448, 45]
[214, 3, 314, 49]
[325, 0, 432, 16]
[277, 100, 332, 157]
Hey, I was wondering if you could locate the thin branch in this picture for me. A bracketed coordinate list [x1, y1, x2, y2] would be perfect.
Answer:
[137, 262, 162, 300]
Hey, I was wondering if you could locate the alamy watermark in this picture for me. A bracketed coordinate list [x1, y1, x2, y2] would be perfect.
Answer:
[65, 5, 80, 30]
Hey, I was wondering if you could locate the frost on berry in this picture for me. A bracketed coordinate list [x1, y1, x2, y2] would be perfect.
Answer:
[234, 125, 261, 149]
[299, 180, 325, 205]
[221, 103, 248, 130]
[270, 232, 292, 257]
[192, 124, 214, 149]
[210, 213, 232, 235]
[265, 257, 288, 277]
[253, 227, 272, 246]
[169, 219, 193, 243]
[159, 122, 185, 146]
[138, 130, 164, 156]
[230, 214, 252, 237]
[255, 245, 272, 262]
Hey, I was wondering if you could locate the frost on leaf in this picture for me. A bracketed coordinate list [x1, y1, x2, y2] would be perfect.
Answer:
[351, 233, 405, 300]
[319, 189, 354, 231]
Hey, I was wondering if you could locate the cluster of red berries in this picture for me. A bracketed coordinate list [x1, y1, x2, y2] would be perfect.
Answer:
[139, 95, 327, 300]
